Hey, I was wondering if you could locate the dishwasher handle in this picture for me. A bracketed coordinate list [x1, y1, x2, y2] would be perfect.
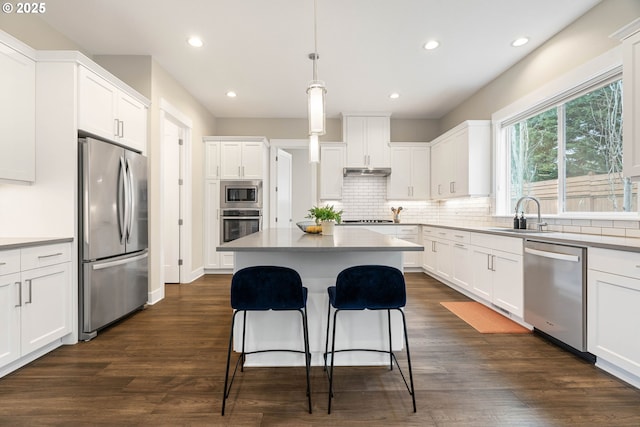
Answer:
[524, 247, 580, 263]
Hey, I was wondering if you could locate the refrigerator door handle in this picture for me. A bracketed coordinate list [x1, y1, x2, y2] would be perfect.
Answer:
[92, 252, 149, 271]
[119, 156, 128, 244]
[126, 158, 134, 242]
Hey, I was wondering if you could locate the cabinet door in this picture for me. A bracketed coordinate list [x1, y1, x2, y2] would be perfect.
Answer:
[388, 146, 412, 199]
[422, 231, 437, 273]
[623, 31, 640, 178]
[411, 146, 430, 199]
[205, 141, 220, 180]
[451, 129, 469, 197]
[345, 116, 367, 167]
[117, 91, 147, 153]
[366, 116, 390, 168]
[204, 180, 220, 268]
[241, 142, 263, 179]
[435, 239, 452, 280]
[430, 142, 445, 198]
[220, 142, 243, 179]
[0, 273, 21, 367]
[588, 269, 640, 378]
[20, 263, 71, 356]
[471, 246, 493, 301]
[78, 67, 118, 140]
[492, 250, 523, 317]
[451, 243, 472, 292]
[320, 145, 345, 199]
[0, 43, 35, 182]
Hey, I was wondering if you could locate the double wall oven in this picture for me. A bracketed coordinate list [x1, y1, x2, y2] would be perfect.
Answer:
[220, 180, 262, 243]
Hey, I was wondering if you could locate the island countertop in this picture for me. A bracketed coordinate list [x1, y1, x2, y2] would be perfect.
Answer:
[217, 227, 424, 253]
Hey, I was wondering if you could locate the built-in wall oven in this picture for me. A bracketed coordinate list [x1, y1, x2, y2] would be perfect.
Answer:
[221, 209, 262, 243]
[220, 180, 262, 209]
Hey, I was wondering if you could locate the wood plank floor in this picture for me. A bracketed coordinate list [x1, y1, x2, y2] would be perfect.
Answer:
[1, 273, 639, 426]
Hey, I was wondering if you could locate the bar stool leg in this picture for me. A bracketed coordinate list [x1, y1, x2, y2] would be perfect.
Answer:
[222, 311, 238, 416]
[400, 309, 416, 413]
[323, 298, 331, 371]
[387, 309, 393, 370]
[328, 309, 340, 414]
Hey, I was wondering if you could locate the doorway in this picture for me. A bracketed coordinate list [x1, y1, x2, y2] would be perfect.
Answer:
[160, 99, 193, 285]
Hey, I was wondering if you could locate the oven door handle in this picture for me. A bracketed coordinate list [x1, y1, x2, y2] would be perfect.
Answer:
[221, 216, 262, 220]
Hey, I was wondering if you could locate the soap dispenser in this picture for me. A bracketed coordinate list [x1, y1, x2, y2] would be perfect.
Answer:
[513, 212, 520, 229]
[519, 212, 527, 230]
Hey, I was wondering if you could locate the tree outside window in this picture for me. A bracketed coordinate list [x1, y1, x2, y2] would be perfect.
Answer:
[507, 79, 636, 215]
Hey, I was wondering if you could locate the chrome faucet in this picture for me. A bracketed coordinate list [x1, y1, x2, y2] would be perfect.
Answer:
[515, 196, 548, 231]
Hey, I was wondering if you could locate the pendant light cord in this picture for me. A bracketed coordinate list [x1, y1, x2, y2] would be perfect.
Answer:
[312, 0, 318, 81]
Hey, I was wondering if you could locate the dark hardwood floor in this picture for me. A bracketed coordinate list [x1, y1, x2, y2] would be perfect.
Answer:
[1, 273, 639, 426]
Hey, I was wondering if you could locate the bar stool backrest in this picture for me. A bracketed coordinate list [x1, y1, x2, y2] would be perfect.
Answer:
[334, 265, 406, 310]
[231, 266, 306, 311]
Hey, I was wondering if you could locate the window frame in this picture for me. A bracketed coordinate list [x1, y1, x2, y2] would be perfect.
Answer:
[492, 47, 635, 219]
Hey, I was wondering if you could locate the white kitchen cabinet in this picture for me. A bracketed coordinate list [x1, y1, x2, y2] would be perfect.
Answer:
[620, 24, 640, 178]
[205, 140, 221, 180]
[0, 243, 72, 375]
[430, 120, 490, 199]
[204, 180, 220, 269]
[422, 227, 453, 280]
[220, 140, 264, 179]
[396, 226, 420, 268]
[0, 37, 36, 182]
[450, 232, 472, 292]
[588, 248, 640, 381]
[469, 233, 523, 317]
[343, 114, 391, 168]
[78, 66, 148, 153]
[388, 144, 429, 200]
[319, 144, 345, 200]
[422, 228, 437, 273]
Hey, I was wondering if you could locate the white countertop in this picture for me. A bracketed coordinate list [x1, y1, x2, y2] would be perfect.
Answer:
[0, 237, 73, 250]
[218, 227, 424, 252]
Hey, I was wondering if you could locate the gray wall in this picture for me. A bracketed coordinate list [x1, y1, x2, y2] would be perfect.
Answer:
[439, 0, 640, 133]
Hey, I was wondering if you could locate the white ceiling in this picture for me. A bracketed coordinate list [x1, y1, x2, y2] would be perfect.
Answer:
[40, 0, 601, 119]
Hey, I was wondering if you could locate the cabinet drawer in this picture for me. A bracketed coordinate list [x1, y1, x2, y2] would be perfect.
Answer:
[21, 243, 71, 271]
[448, 230, 470, 244]
[396, 226, 418, 237]
[470, 232, 522, 255]
[0, 249, 21, 275]
[589, 247, 640, 280]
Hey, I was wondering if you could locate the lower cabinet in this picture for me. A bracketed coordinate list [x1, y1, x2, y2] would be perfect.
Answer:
[588, 248, 640, 380]
[469, 233, 523, 317]
[0, 243, 72, 373]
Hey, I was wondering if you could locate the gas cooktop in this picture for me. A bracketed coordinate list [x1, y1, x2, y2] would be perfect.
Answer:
[342, 219, 394, 224]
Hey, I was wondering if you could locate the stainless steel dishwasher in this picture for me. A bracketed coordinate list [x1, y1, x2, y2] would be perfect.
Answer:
[524, 240, 592, 360]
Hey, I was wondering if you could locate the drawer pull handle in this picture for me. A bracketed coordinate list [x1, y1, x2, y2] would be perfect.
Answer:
[25, 279, 32, 304]
[455, 243, 465, 248]
[0, 262, 6, 266]
[38, 252, 64, 259]
[454, 235, 465, 238]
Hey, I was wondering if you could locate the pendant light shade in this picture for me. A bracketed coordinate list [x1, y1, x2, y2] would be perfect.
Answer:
[307, 79, 326, 135]
[309, 133, 320, 163]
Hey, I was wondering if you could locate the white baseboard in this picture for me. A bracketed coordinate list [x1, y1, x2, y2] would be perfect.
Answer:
[147, 286, 165, 305]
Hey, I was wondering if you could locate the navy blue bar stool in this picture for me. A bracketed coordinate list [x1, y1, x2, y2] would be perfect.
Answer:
[324, 265, 416, 414]
[222, 266, 312, 415]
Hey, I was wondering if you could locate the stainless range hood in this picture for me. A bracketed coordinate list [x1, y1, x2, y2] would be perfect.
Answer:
[343, 167, 391, 177]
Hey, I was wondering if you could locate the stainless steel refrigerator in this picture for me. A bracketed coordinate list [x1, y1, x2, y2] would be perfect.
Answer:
[78, 136, 148, 341]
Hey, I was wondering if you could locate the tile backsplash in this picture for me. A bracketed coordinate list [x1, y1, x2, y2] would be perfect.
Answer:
[327, 176, 640, 237]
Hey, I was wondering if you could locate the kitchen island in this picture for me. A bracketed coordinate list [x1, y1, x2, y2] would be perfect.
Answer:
[217, 227, 423, 366]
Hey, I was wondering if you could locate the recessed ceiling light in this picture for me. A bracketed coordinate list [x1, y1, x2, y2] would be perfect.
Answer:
[187, 36, 203, 48]
[226, 91, 237, 98]
[389, 92, 400, 99]
[423, 40, 439, 50]
[511, 37, 529, 47]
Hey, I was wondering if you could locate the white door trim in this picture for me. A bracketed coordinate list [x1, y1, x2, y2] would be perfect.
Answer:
[159, 98, 193, 285]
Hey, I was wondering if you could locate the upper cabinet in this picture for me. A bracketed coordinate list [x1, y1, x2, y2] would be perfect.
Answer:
[204, 140, 221, 180]
[0, 35, 36, 183]
[619, 20, 640, 178]
[220, 140, 265, 180]
[387, 143, 429, 200]
[319, 143, 346, 200]
[78, 66, 148, 154]
[430, 120, 490, 199]
[343, 114, 391, 168]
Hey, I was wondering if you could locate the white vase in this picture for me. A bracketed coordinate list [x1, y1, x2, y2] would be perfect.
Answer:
[321, 220, 335, 236]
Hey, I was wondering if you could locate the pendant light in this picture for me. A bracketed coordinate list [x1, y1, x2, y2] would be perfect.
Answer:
[307, 0, 325, 163]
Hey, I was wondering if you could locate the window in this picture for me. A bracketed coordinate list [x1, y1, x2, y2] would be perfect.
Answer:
[499, 77, 636, 216]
